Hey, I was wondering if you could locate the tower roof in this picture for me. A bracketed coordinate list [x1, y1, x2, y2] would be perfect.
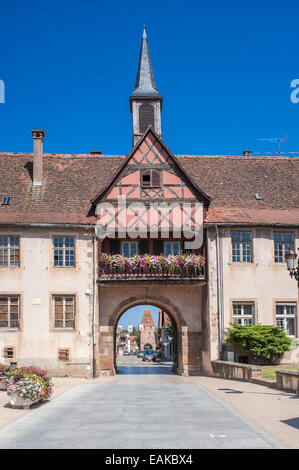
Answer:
[130, 27, 162, 99]
[141, 309, 155, 327]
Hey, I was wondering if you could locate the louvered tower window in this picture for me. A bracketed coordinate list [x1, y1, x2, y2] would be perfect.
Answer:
[139, 103, 155, 133]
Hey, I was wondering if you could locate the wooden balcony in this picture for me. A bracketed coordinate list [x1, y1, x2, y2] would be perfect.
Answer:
[98, 262, 206, 283]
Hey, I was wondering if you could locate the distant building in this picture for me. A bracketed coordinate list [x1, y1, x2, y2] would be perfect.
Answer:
[140, 310, 156, 351]
[157, 310, 173, 360]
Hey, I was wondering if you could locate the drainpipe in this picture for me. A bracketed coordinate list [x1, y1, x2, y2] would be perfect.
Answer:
[215, 225, 223, 354]
[92, 233, 97, 378]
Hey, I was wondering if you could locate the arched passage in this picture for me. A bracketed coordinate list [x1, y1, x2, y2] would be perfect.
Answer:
[98, 292, 190, 377]
[114, 303, 180, 374]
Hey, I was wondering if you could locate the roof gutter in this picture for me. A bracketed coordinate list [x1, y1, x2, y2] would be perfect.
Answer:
[204, 222, 299, 227]
[0, 222, 95, 229]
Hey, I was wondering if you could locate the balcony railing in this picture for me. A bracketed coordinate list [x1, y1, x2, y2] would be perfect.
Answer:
[98, 254, 205, 281]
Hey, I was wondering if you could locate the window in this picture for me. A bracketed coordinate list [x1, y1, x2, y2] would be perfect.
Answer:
[53, 296, 75, 329]
[276, 303, 297, 336]
[231, 231, 252, 263]
[274, 232, 294, 263]
[0, 236, 20, 267]
[53, 236, 75, 267]
[232, 303, 254, 326]
[0, 296, 20, 329]
[164, 241, 180, 256]
[141, 169, 161, 188]
[121, 242, 137, 257]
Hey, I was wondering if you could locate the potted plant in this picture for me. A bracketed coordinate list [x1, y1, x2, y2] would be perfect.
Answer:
[0, 364, 16, 391]
[7, 367, 53, 408]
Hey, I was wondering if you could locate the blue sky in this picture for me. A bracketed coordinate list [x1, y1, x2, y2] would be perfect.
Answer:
[0, 0, 298, 157]
[118, 305, 160, 330]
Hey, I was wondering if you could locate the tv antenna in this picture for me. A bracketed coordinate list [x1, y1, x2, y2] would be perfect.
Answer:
[258, 135, 288, 155]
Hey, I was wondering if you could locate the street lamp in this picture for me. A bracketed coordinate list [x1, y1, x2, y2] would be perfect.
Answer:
[285, 249, 299, 286]
[285, 249, 299, 396]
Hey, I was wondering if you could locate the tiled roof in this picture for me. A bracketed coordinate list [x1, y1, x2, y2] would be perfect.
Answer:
[0, 151, 298, 226]
[177, 155, 299, 225]
[0, 153, 125, 225]
[141, 310, 155, 326]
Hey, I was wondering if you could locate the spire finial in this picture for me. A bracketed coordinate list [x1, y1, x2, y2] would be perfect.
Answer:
[130, 26, 161, 98]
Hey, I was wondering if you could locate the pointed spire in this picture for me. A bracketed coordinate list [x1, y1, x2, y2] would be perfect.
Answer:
[131, 27, 162, 98]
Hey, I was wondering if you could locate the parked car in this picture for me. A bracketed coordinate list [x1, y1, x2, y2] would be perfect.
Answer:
[142, 350, 157, 362]
[129, 352, 134, 355]
[137, 350, 144, 358]
[123, 351, 129, 355]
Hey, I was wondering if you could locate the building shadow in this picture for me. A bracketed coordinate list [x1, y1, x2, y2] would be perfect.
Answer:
[281, 417, 299, 430]
[117, 364, 175, 375]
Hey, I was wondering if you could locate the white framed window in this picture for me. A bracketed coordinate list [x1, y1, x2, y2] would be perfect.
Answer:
[53, 236, 75, 267]
[276, 303, 297, 336]
[164, 241, 180, 256]
[121, 241, 137, 257]
[274, 232, 294, 263]
[231, 231, 252, 263]
[0, 296, 20, 329]
[232, 302, 254, 326]
[53, 296, 75, 330]
[0, 236, 20, 267]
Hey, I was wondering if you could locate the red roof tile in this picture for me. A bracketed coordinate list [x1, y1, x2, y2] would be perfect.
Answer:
[0, 151, 298, 226]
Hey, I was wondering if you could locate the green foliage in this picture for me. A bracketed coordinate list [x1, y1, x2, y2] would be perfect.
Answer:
[131, 327, 140, 348]
[167, 324, 174, 340]
[225, 324, 292, 362]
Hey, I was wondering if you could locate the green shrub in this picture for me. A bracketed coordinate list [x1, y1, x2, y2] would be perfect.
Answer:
[225, 324, 292, 362]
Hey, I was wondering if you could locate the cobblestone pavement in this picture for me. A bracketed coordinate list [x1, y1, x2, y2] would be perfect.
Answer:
[0, 357, 291, 449]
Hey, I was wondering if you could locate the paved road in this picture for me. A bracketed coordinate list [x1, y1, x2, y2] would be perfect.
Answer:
[0, 357, 285, 449]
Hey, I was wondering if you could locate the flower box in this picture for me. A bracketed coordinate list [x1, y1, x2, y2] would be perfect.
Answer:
[99, 253, 205, 279]
[9, 392, 40, 409]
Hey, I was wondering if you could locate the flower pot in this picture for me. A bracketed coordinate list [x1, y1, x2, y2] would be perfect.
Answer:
[9, 392, 40, 409]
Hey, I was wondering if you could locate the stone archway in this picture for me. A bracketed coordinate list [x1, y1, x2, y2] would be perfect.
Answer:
[97, 291, 190, 377]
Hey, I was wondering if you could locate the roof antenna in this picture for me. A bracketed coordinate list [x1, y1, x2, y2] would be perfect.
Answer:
[258, 135, 288, 155]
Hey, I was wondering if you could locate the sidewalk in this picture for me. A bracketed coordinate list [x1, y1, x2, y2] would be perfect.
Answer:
[0, 377, 88, 430]
[0, 374, 298, 449]
[195, 376, 299, 449]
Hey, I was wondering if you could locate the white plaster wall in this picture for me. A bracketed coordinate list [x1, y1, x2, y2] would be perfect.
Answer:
[0, 228, 94, 373]
[207, 226, 299, 362]
[221, 227, 298, 333]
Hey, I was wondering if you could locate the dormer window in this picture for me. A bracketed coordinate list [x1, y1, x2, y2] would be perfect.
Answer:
[141, 169, 161, 188]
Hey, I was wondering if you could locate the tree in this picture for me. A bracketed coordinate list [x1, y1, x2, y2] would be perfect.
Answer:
[131, 327, 140, 349]
[225, 324, 292, 363]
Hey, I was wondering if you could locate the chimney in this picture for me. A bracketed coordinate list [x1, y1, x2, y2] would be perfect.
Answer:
[243, 150, 252, 157]
[32, 130, 45, 185]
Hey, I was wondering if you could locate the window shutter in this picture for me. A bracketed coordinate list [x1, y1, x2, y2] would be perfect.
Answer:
[153, 240, 163, 255]
[139, 240, 149, 255]
[110, 240, 120, 255]
[151, 170, 161, 187]
[139, 103, 155, 133]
